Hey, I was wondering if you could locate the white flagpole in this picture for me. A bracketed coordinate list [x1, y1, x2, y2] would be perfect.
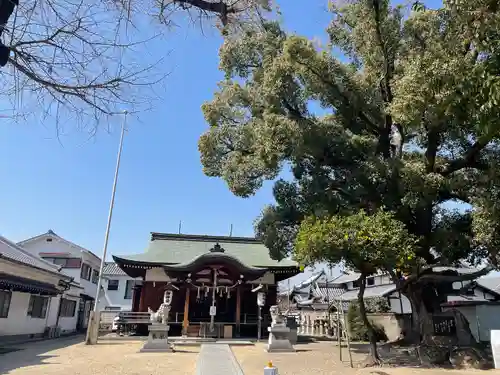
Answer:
[86, 110, 128, 344]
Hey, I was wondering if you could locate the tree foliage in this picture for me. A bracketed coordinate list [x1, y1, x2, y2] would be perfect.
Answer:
[199, 0, 500, 272]
[295, 209, 418, 275]
[365, 297, 391, 313]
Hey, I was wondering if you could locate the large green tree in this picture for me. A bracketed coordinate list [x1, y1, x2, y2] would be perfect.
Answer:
[198, 0, 500, 340]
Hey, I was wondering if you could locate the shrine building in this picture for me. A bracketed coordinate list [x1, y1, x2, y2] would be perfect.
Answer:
[113, 233, 300, 338]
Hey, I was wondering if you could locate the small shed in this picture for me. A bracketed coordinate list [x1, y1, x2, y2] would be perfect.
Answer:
[442, 300, 500, 343]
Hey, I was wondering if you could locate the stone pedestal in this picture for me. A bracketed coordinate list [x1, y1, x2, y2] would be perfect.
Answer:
[286, 317, 298, 345]
[140, 324, 174, 353]
[266, 324, 295, 353]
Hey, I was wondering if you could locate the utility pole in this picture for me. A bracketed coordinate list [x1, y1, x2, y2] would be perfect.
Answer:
[86, 110, 128, 345]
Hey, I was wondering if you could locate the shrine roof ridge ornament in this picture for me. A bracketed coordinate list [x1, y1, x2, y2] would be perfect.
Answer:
[210, 243, 225, 253]
[150, 232, 262, 244]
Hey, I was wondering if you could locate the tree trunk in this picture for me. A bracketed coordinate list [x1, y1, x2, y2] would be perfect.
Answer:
[358, 273, 380, 363]
[404, 283, 434, 344]
[404, 289, 423, 343]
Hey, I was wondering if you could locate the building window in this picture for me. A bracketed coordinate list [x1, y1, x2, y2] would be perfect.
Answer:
[80, 263, 91, 281]
[27, 295, 49, 318]
[59, 299, 77, 317]
[367, 277, 375, 286]
[91, 270, 99, 284]
[124, 280, 135, 299]
[107, 280, 119, 291]
[42, 257, 82, 268]
[0, 290, 11, 318]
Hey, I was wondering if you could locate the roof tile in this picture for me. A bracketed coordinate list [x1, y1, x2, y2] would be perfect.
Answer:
[102, 262, 127, 276]
[0, 236, 64, 274]
[333, 284, 396, 301]
[114, 233, 298, 269]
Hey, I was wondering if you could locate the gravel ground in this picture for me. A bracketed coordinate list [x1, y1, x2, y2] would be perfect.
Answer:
[1, 337, 497, 375]
[0, 336, 198, 375]
[231, 341, 497, 375]
[232, 341, 365, 375]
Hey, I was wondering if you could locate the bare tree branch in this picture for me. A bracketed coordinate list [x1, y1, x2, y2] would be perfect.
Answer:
[0, 0, 271, 132]
[1, 0, 165, 131]
[152, 0, 271, 33]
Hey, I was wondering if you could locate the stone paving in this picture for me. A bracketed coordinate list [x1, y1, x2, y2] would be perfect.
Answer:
[195, 344, 244, 375]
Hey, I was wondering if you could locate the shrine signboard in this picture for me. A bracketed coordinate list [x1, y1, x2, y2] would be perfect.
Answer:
[432, 316, 456, 336]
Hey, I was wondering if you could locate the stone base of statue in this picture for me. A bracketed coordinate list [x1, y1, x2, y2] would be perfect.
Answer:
[140, 324, 174, 352]
[266, 324, 295, 353]
[286, 317, 298, 345]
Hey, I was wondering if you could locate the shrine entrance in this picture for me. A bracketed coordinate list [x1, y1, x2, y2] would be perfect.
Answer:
[113, 233, 300, 339]
[167, 255, 260, 338]
[189, 286, 237, 323]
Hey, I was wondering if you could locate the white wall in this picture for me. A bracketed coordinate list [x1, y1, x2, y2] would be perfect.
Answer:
[47, 286, 81, 334]
[0, 292, 52, 336]
[443, 304, 500, 342]
[387, 291, 412, 314]
[376, 275, 392, 285]
[0, 257, 82, 338]
[20, 236, 100, 298]
[79, 278, 98, 299]
[345, 274, 392, 290]
[446, 287, 496, 302]
[0, 291, 81, 338]
[97, 275, 136, 310]
[476, 304, 500, 341]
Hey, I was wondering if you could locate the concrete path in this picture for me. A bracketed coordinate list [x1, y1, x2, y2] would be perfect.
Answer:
[195, 344, 244, 375]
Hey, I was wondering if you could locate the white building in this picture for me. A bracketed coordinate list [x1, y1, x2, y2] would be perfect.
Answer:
[18, 230, 102, 331]
[97, 262, 139, 311]
[282, 270, 412, 314]
[315, 267, 492, 314]
[325, 272, 412, 313]
[0, 235, 78, 342]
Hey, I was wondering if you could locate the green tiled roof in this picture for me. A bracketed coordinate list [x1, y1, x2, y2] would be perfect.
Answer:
[114, 233, 298, 269]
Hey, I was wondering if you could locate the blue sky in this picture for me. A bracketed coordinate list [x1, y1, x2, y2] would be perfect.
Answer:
[0, 0, 443, 284]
